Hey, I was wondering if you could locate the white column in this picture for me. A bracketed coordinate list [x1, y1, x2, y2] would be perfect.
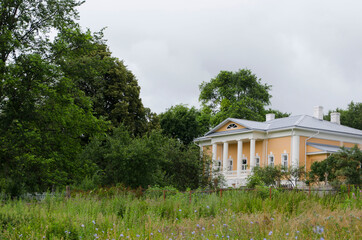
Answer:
[250, 138, 256, 169]
[292, 135, 300, 169]
[212, 143, 217, 171]
[223, 141, 229, 172]
[237, 140, 243, 177]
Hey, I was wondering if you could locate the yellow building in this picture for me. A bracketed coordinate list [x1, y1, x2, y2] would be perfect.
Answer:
[194, 106, 362, 187]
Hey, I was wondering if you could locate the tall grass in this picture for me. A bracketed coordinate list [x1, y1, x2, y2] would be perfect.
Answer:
[0, 187, 360, 239]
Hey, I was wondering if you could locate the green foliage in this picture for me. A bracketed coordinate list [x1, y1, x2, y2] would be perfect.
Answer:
[248, 166, 283, 187]
[160, 104, 208, 144]
[308, 146, 362, 186]
[0, 189, 360, 239]
[52, 27, 147, 136]
[199, 69, 272, 126]
[79, 127, 208, 190]
[0, 53, 107, 194]
[324, 101, 362, 130]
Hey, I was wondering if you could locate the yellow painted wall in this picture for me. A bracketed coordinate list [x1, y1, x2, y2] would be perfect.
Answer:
[267, 136, 291, 166]
[307, 154, 328, 171]
[255, 140, 265, 167]
[228, 143, 237, 170]
[306, 145, 324, 153]
[308, 138, 340, 146]
[342, 142, 358, 148]
[215, 121, 245, 132]
[216, 144, 223, 162]
[202, 145, 212, 159]
[242, 142, 250, 169]
[299, 136, 307, 168]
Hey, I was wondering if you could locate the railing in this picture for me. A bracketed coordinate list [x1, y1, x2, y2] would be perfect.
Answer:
[223, 170, 251, 177]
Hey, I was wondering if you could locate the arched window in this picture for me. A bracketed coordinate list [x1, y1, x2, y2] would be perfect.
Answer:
[226, 123, 238, 129]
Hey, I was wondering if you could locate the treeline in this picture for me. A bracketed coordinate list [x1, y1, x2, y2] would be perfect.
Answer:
[0, 1, 360, 196]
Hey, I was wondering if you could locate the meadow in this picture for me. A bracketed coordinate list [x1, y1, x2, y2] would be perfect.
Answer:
[0, 186, 360, 240]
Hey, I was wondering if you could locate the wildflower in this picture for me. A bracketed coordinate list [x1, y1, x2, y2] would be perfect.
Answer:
[207, 205, 210, 209]
[179, 209, 182, 212]
[225, 209, 227, 211]
[158, 230, 161, 233]
[192, 231, 195, 234]
[120, 234, 124, 237]
[94, 234, 98, 237]
[286, 233, 289, 236]
[229, 229, 232, 231]
[150, 233, 153, 236]
[212, 224, 215, 227]
[92, 220, 96, 225]
[250, 221, 253, 224]
[95, 228, 98, 231]
[202, 227, 205, 230]
[223, 224, 227, 227]
[81, 224, 85, 228]
[271, 217, 274, 220]
[215, 234, 219, 237]
[269, 231, 273, 236]
[176, 218, 179, 220]
[136, 234, 140, 237]
[197, 224, 200, 227]
[19, 234, 22, 238]
[195, 210, 197, 213]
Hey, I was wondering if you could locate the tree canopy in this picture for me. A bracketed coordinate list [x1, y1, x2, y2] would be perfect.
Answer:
[324, 101, 362, 130]
[199, 69, 288, 126]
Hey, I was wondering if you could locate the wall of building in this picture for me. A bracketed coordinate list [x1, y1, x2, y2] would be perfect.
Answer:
[266, 136, 291, 166]
[306, 154, 328, 171]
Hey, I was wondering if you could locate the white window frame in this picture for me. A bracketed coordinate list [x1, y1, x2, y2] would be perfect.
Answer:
[281, 153, 288, 169]
[268, 155, 274, 167]
[226, 123, 237, 130]
[228, 159, 233, 171]
[255, 156, 260, 167]
[216, 160, 222, 171]
[241, 158, 248, 170]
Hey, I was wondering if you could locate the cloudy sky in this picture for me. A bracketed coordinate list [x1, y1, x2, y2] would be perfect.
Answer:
[78, 0, 362, 116]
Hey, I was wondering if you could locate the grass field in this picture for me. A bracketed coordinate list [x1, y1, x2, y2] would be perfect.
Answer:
[0, 186, 360, 239]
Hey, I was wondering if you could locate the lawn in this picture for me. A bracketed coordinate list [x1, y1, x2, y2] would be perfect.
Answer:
[0, 186, 360, 239]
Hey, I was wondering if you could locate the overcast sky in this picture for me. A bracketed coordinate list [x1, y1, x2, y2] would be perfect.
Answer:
[78, 0, 362, 116]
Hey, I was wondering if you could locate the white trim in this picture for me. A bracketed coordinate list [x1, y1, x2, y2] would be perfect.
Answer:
[268, 154, 275, 167]
[281, 153, 288, 168]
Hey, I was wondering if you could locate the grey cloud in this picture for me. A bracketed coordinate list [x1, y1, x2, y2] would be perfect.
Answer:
[79, 0, 362, 115]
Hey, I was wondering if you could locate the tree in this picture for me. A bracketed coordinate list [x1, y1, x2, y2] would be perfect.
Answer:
[308, 146, 362, 186]
[51, 28, 147, 136]
[0, 0, 82, 72]
[79, 127, 208, 190]
[199, 69, 273, 126]
[0, 54, 107, 195]
[324, 101, 362, 130]
[160, 104, 207, 145]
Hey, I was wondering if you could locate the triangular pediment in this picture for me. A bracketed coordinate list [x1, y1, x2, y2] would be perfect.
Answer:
[214, 121, 246, 133]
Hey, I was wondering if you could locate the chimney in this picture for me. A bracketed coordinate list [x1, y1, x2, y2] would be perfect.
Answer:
[313, 106, 324, 120]
[330, 112, 340, 125]
[266, 113, 275, 121]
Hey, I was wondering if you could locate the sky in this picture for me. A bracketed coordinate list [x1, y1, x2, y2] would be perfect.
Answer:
[78, 0, 362, 116]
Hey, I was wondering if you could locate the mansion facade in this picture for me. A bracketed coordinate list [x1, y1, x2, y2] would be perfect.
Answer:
[194, 106, 362, 187]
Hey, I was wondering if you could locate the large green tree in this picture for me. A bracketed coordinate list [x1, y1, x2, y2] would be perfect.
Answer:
[159, 104, 209, 145]
[199, 69, 279, 126]
[324, 101, 362, 130]
[51, 28, 147, 136]
[0, 54, 106, 195]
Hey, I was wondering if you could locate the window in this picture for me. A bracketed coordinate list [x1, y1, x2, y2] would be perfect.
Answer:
[228, 160, 233, 171]
[216, 160, 221, 171]
[255, 157, 260, 167]
[281, 154, 288, 169]
[241, 158, 247, 170]
[226, 123, 237, 130]
[268, 155, 274, 167]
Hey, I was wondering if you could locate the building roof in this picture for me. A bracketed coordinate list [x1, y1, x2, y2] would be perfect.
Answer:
[307, 142, 347, 154]
[196, 115, 362, 141]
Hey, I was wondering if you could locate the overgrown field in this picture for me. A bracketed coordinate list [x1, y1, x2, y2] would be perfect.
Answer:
[0, 187, 361, 239]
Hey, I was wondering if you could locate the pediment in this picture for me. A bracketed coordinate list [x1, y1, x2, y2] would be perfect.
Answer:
[215, 121, 246, 133]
